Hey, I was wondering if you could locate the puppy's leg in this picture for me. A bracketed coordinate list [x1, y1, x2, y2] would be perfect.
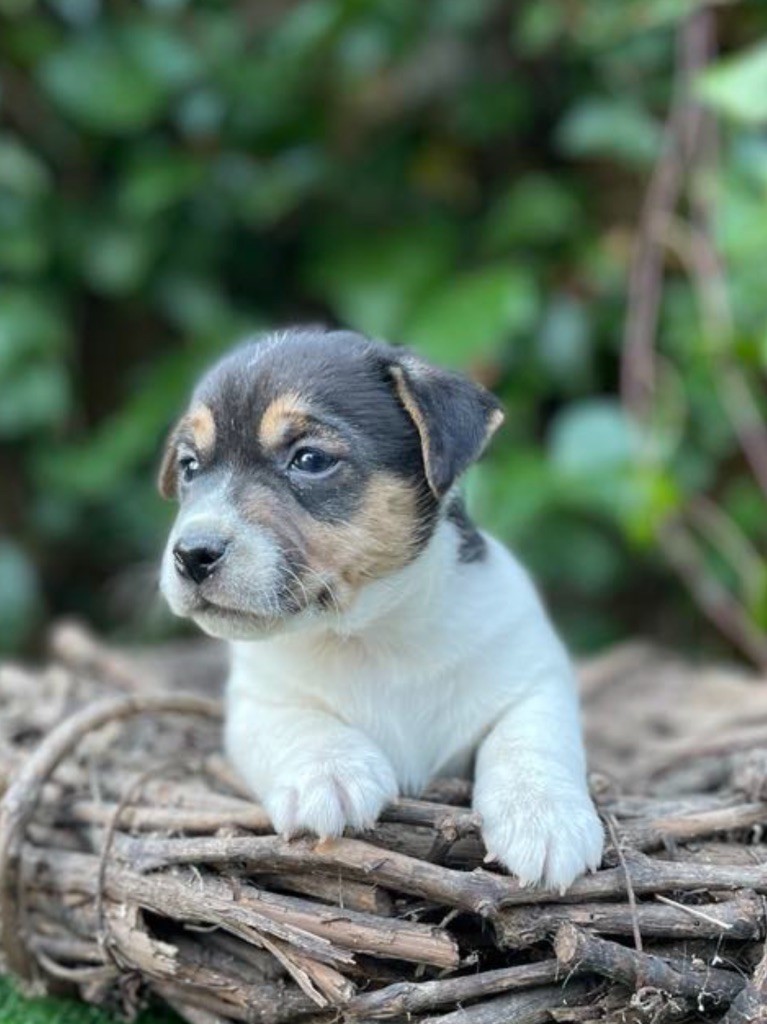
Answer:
[225, 695, 398, 838]
[473, 672, 603, 893]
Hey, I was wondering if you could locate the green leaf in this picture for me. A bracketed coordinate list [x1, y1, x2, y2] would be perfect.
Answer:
[118, 150, 205, 219]
[537, 296, 592, 388]
[469, 451, 556, 540]
[549, 398, 636, 475]
[517, 0, 565, 55]
[619, 467, 681, 546]
[525, 517, 626, 594]
[268, 0, 340, 58]
[405, 264, 538, 368]
[0, 361, 70, 436]
[80, 224, 157, 294]
[0, 542, 42, 651]
[0, 198, 49, 274]
[431, 0, 498, 31]
[306, 223, 458, 339]
[34, 351, 209, 499]
[748, 569, 767, 632]
[557, 98, 661, 166]
[565, 0, 702, 47]
[0, 134, 50, 197]
[121, 22, 202, 90]
[697, 43, 767, 125]
[39, 34, 169, 132]
[157, 275, 255, 341]
[548, 400, 681, 540]
[0, 287, 68, 374]
[481, 175, 581, 252]
[222, 149, 325, 226]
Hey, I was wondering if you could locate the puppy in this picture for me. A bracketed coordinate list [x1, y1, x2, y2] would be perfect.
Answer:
[159, 327, 603, 891]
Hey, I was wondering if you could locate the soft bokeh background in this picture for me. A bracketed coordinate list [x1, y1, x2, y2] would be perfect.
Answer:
[2, 0, 767, 674]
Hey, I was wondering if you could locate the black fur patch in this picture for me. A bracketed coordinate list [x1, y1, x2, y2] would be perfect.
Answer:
[183, 328, 438, 547]
[446, 497, 487, 563]
[389, 356, 503, 498]
[164, 328, 503, 581]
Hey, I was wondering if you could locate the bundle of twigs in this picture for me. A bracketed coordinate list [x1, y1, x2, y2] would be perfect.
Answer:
[3, 626, 767, 1023]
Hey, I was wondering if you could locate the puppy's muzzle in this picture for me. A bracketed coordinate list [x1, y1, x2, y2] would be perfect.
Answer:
[173, 533, 230, 585]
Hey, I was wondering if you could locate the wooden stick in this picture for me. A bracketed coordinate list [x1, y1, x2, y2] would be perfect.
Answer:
[721, 937, 767, 1023]
[202, 932, 285, 982]
[26, 848, 355, 968]
[497, 891, 764, 947]
[346, 960, 563, 1018]
[420, 980, 596, 1024]
[124, 832, 512, 914]
[60, 798, 273, 834]
[554, 922, 743, 1005]
[620, 802, 767, 852]
[261, 934, 355, 1006]
[156, 991, 231, 1024]
[255, 872, 393, 917]
[48, 621, 168, 695]
[123, 833, 767, 909]
[201, 872, 459, 969]
[25, 847, 459, 969]
[0, 692, 220, 982]
[152, 979, 314, 1024]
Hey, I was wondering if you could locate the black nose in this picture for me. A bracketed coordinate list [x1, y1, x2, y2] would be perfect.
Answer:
[173, 535, 228, 585]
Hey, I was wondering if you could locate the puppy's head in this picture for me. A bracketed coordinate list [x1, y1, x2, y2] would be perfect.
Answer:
[158, 328, 503, 640]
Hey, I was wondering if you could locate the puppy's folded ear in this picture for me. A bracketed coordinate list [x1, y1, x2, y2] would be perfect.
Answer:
[389, 354, 504, 498]
[157, 430, 179, 500]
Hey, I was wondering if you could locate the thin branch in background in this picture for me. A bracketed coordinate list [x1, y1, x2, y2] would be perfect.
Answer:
[668, 14, 767, 526]
[663, 214, 767, 501]
[620, 9, 712, 419]
[685, 496, 766, 604]
[621, 5, 767, 668]
[659, 520, 767, 670]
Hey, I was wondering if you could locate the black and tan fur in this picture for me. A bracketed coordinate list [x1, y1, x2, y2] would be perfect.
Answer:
[159, 328, 502, 614]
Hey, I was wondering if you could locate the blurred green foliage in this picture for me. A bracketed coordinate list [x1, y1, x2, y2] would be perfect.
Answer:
[1, 0, 767, 657]
[0, 976, 178, 1024]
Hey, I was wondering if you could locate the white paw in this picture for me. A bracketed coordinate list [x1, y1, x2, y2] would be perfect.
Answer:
[263, 755, 398, 839]
[475, 785, 603, 893]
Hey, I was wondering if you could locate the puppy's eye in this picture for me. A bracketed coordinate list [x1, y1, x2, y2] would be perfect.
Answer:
[178, 455, 200, 483]
[289, 448, 338, 476]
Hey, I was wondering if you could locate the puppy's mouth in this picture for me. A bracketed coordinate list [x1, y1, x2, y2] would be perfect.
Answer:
[162, 544, 333, 626]
[189, 584, 322, 624]
[192, 596, 279, 625]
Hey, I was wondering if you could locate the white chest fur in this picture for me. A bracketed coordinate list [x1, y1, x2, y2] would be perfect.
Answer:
[224, 519, 604, 892]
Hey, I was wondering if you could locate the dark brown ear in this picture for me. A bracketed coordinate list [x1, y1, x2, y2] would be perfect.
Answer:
[389, 354, 504, 498]
[157, 428, 179, 500]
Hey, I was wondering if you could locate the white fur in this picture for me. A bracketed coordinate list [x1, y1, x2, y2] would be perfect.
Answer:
[224, 517, 604, 892]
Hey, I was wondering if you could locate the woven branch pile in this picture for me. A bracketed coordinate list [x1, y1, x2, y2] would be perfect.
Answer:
[4, 628, 767, 1023]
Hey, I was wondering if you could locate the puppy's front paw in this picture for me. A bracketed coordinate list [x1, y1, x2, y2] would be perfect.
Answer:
[476, 785, 603, 893]
[263, 754, 398, 839]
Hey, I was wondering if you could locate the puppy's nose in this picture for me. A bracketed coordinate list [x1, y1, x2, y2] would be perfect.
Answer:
[173, 535, 228, 585]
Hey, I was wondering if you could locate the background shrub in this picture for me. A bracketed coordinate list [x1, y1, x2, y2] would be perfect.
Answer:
[1, 0, 767, 662]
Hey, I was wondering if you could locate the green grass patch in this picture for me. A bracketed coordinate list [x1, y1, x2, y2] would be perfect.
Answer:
[0, 976, 180, 1024]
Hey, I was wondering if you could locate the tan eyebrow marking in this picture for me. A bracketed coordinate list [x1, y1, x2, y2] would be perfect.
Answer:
[185, 403, 216, 454]
[259, 392, 311, 450]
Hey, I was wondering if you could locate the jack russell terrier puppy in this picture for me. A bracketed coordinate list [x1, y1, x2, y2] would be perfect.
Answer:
[159, 327, 604, 892]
